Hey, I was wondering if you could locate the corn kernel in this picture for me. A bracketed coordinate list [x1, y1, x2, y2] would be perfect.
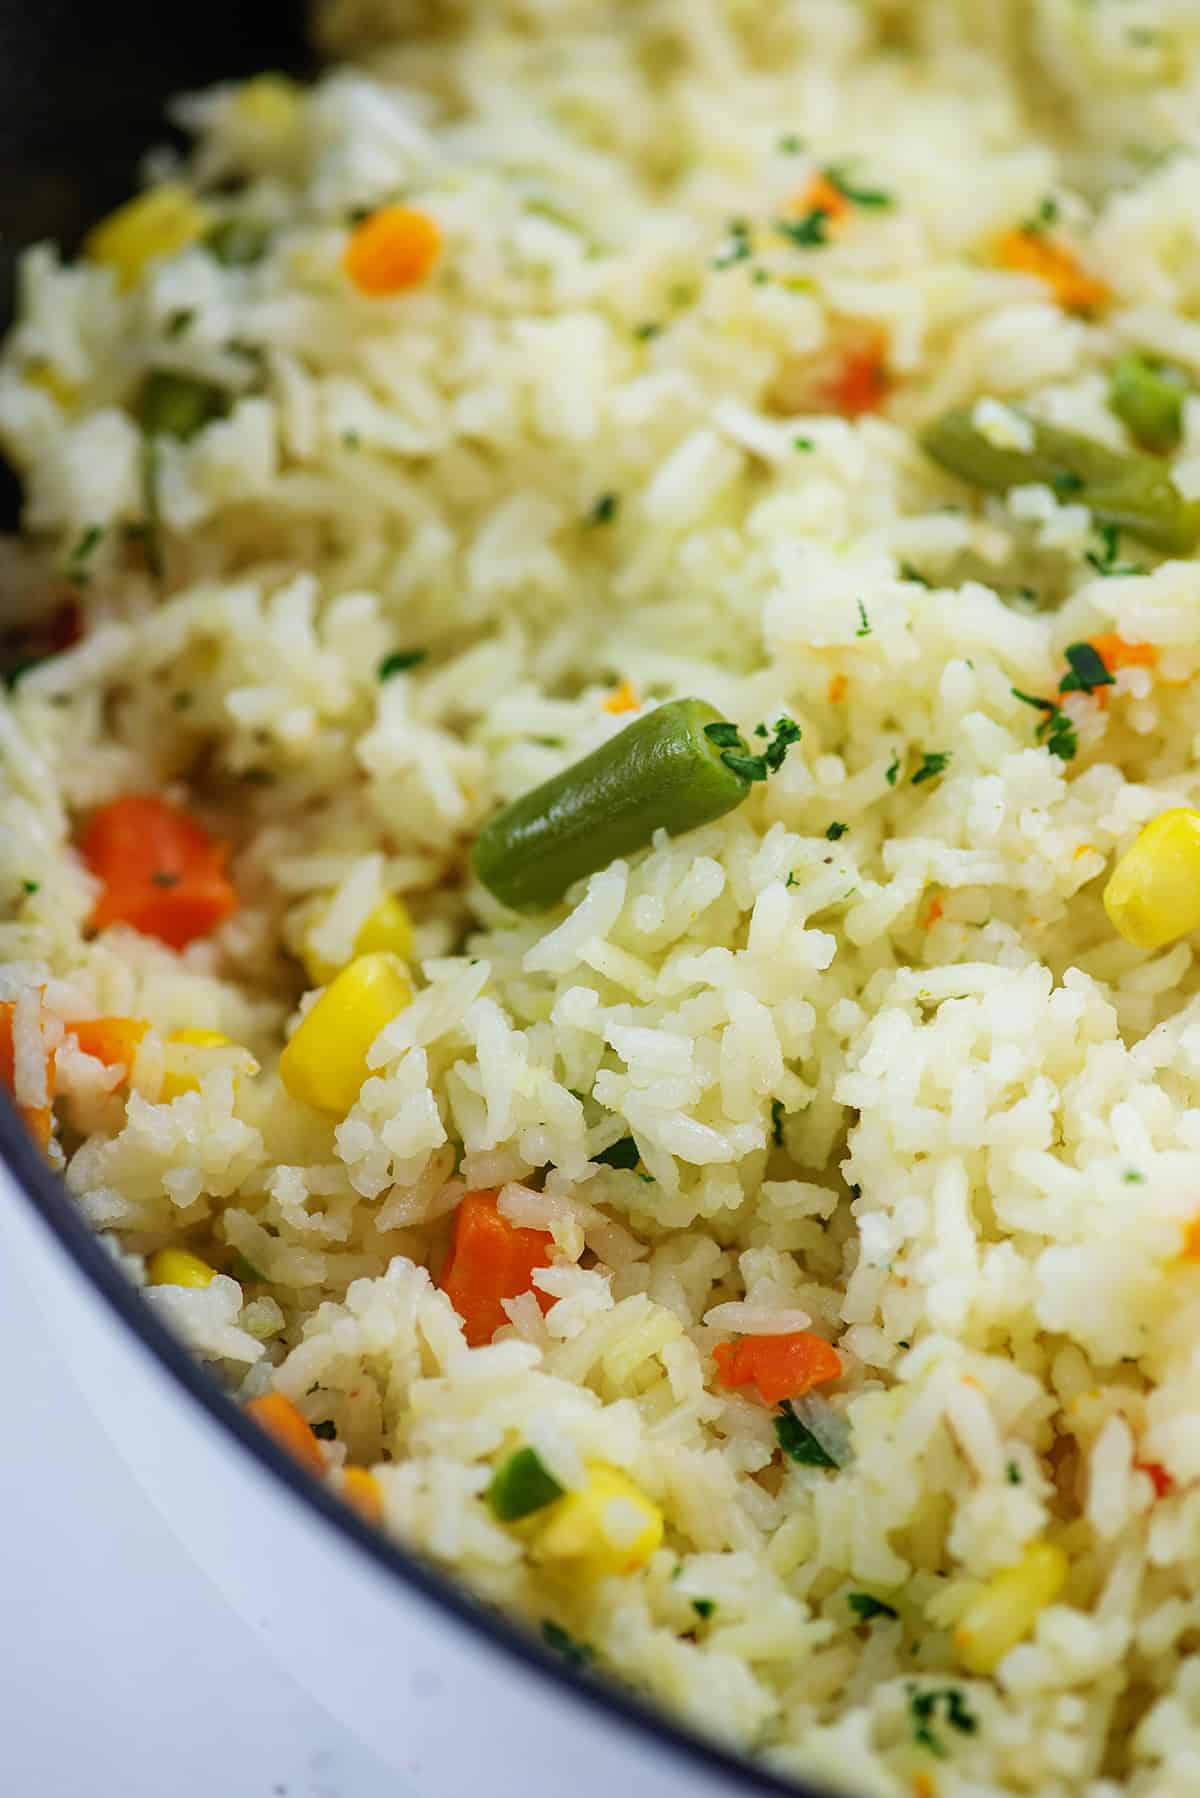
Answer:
[160, 1028, 233, 1102]
[147, 1247, 217, 1289]
[341, 1467, 384, 1526]
[235, 73, 302, 136]
[84, 183, 210, 290]
[535, 1464, 663, 1577]
[303, 894, 415, 986]
[1103, 809, 1200, 949]
[279, 951, 411, 1116]
[954, 1540, 1067, 1675]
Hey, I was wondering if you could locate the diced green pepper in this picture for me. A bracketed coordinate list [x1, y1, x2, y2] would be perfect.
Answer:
[921, 406, 1200, 555]
[487, 1447, 565, 1522]
[206, 216, 272, 268]
[138, 369, 228, 441]
[1109, 353, 1189, 454]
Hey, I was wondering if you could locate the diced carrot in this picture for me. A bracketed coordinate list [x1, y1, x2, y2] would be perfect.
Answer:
[790, 173, 851, 228]
[713, 1330, 841, 1405]
[825, 329, 889, 418]
[0, 1000, 53, 1150]
[604, 680, 640, 716]
[82, 794, 236, 950]
[1181, 1216, 1200, 1262]
[341, 1467, 384, 1526]
[245, 1392, 326, 1480]
[69, 1016, 148, 1072]
[827, 673, 848, 704]
[438, 1189, 555, 1348]
[922, 895, 944, 929]
[1137, 1461, 1174, 1500]
[1089, 633, 1156, 674]
[995, 229, 1110, 315]
[343, 205, 440, 296]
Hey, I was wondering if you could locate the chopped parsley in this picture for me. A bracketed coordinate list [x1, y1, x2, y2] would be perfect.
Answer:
[1050, 467, 1084, 499]
[342, 430, 362, 449]
[586, 491, 620, 526]
[378, 649, 428, 680]
[21, 879, 39, 894]
[899, 562, 932, 587]
[171, 691, 194, 711]
[908, 1686, 979, 1759]
[165, 308, 195, 339]
[634, 320, 663, 341]
[777, 133, 805, 154]
[150, 870, 180, 888]
[595, 1135, 640, 1170]
[775, 210, 831, 248]
[775, 1401, 839, 1469]
[771, 1099, 785, 1148]
[1059, 642, 1114, 696]
[1011, 688, 1078, 763]
[1022, 194, 1059, 235]
[793, 435, 814, 452]
[1123, 1169, 1146, 1185]
[825, 821, 848, 840]
[231, 1251, 266, 1283]
[885, 754, 901, 787]
[712, 219, 752, 269]
[64, 523, 104, 583]
[912, 751, 951, 786]
[847, 1592, 899, 1622]
[1085, 522, 1144, 578]
[312, 1419, 337, 1441]
[691, 1599, 717, 1620]
[541, 1621, 594, 1671]
[1006, 1460, 1022, 1485]
[855, 601, 872, 637]
[703, 715, 801, 783]
[823, 164, 893, 209]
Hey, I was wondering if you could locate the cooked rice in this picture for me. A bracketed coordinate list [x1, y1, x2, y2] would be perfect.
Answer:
[5, 1, 1200, 1790]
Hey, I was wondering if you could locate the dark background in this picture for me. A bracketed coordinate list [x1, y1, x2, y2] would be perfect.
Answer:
[0, 0, 312, 522]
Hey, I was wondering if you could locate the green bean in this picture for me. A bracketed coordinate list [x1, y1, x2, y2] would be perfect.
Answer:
[487, 1447, 564, 1522]
[138, 369, 228, 441]
[1109, 353, 1188, 454]
[921, 406, 1200, 555]
[472, 697, 759, 911]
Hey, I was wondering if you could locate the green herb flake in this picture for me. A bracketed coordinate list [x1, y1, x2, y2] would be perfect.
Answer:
[777, 133, 805, 154]
[712, 219, 752, 269]
[150, 870, 180, 889]
[1006, 1460, 1022, 1485]
[596, 1135, 640, 1171]
[1042, 709, 1078, 763]
[848, 1592, 899, 1622]
[706, 717, 800, 783]
[231, 1251, 266, 1283]
[1022, 195, 1059, 235]
[912, 751, 951, 787]
[65, 523, 104, 583]
[165, 308, 195, 339]
[312, 1419, 337, 1441]
[775, 210, 831, 248]
[342, 430, 362, 450]
[771, 1099, 785, 1148]
[586, 491, 620, 526]
[691, 1599, 717, 1620]
[21, 879, 39, 895]
[1059, 642, 1114, 695]
[1085, 522, 1144, 579]
[634, 320, 663, 341]
[825, 821, 848, 840]
[541, 1621, 594, 1671]
[775, 1401, 838, 1469]
[908, 1686, 979, 1759]
[378, 649, 428, 680]
[885, 754, 901, 787]
[899, 562, 932, 587]
[793, 435, 814, 452]
[824, 164, 893, 209]
[1124, 1169, 1146, 1184]
[855, 601, 872, 637]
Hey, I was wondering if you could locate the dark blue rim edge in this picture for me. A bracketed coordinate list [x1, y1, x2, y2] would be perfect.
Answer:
[1, 1092, 830, 1797]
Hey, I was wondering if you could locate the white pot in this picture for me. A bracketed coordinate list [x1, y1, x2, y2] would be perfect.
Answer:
[3, 1118, 811, 1798]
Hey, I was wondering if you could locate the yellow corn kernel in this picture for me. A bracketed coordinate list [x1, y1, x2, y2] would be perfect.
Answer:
[84, 183, 210, 290]
[279, 951, 411, 1116]
[1103, 809, 1200, 950]
[303, 894, 415, 986]
[535, 1464, 663, 1577]
[147, 1247, 217, 1289]
[24, 361, 79, 410]
[235, 73, 302, 135]
[954, 1541, 1067, 1675]
[160, 1029, 233, 1102]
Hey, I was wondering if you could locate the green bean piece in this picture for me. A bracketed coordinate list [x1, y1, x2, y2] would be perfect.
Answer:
[138, 370, 228, 441]
[921, 406, 1200, 555]
[472, 697, 756, 911]
[1109, 354, 1188, 455]
[487, 1447, 565, 1522]
[206, 216, 272, 268]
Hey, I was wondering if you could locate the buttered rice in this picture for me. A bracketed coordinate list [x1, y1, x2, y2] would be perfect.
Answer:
[6, 1, 1200, 1790]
